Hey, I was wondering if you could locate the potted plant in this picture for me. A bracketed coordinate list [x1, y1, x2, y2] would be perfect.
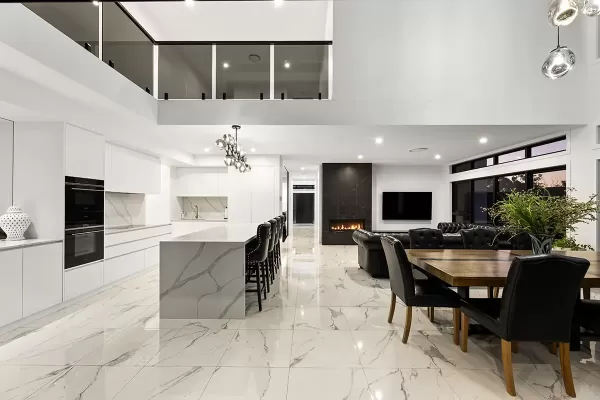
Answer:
[487, 188, 598, 254]
[553, 236, 594, 251]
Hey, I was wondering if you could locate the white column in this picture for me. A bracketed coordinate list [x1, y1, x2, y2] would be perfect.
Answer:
[212, 44, 217, 99]
[153, 45, 159, 99]
[98, 3, 103, 60]
[328, 44, 333, 100]
[270, 44, 275, 99]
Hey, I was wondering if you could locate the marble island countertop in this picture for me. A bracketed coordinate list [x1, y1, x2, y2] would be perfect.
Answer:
[0, 238, 63, 252]
[172, 218, 228, 222]
[105, 223, 171, 235]
[165, 223, 257, 243]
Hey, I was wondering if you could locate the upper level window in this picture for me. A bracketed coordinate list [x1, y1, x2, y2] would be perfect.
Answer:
[531, 138, 567, 157]
[497, 149, 526, 164]
[473, 157, 494, 170]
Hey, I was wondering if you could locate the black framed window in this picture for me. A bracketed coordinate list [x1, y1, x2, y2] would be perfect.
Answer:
[452, 181, 472, 223]
[472, 178, 494, 224]
[451, 136, 566, 174]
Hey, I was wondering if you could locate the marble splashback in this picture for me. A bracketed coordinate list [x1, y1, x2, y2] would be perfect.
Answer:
[177, 197, 228, 220]
[105, 192, 146, 228]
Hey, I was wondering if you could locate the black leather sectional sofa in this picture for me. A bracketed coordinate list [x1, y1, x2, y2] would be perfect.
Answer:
[352, 222, 494, 278]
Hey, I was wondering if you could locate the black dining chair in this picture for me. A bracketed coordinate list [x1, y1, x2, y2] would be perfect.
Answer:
[409, 228, 444, 249]
[460, 227, 499, 250]
[460, 254, 590, 397]
[267, 218, 278, 283]
[245, 223, 272, 311]
[576, 298, 600, 334]
[380, 235, 462, 344]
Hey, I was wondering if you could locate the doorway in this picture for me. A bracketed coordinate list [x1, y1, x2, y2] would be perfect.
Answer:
[293, 192, 315, 224]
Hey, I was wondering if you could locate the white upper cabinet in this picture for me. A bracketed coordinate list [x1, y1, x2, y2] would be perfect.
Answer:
[65, 124, 105, 180]
[105, 143, 161, 194]
[174, 168, 227, 197]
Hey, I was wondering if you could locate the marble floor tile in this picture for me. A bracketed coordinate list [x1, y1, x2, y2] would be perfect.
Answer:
[148, 328, 235, 367]
[441, 369, 545, 399]
[287, 367, 371, 400]
[113, 366, 215, 400]
[351, 330, 439, 369]
[364, 368, 460, 400]
[0, 365, 71, 400]
[77, 328, 179, 367]
[417, 331, 501, 370]
[26, 366, 141, 400]
[342, 306, 404, 331]
[152, 319, 242, 331]
[290, 330, 361, 368]
[220, 330, 293, 367]
[293, 306, 350, 330]
[524, 368, 600, 399]
[199, 367, 289, 400]
[239, 306, 296, 330]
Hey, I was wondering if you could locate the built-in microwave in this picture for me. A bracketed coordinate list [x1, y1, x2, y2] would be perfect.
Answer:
[65, 176, 104, 269]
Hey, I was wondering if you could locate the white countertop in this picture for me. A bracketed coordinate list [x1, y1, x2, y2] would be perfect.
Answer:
[0, 238, 63, 252]
[172, 219, 228, 223]
[165, 223, 257, 243]
[105, 223, 171, 235]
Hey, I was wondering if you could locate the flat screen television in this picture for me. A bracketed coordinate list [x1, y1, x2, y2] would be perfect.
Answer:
[382, 192, 432, 220]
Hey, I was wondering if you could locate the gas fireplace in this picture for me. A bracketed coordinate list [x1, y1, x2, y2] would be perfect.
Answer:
[329, 219, 365, 232]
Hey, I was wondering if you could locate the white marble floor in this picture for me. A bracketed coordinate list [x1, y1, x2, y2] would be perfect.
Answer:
[1, 225, 600, 399]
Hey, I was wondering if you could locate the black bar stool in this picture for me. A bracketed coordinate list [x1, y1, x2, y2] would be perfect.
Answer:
[246, 223, 271, 311]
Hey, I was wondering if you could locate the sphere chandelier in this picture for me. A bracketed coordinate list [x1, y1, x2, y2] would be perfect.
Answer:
[215, 125, 251, 173]
[542, 27, 576, 80]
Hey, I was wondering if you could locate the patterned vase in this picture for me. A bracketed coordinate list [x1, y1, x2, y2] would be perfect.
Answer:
[0, 204, 31, 241]
[529, 234, 554, 255]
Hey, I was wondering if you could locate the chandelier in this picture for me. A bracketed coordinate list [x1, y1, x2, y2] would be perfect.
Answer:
[216, 125, 251, 173]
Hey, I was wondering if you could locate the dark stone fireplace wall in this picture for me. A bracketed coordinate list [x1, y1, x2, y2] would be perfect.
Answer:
[321, 163, 373, 245]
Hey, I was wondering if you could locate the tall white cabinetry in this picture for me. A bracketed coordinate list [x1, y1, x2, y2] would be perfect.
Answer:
[228, 165, 278, 223]
[105, 143, 161, 194]
[174, 168, 228, 196]
[65, 125, 104, 180]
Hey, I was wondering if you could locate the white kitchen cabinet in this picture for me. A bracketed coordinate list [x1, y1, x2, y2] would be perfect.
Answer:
[104, 250, 145, 284]
[0, 249, 23, 326]
[105, 143, 161, 194]
[65, 125, 104, 180]
[64, 261, 104, 301]
[22, 243, 63, 317]
[145, 246, 160, 269]
[174, 168, 226, 197]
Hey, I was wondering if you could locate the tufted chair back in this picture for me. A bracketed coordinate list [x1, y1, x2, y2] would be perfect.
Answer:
[460, 228, 498, 250]
[408, 228, 444, 249]
[380, 235, 415, 303]
[247, 223, 272, 263]
[268, 219, 278, 252]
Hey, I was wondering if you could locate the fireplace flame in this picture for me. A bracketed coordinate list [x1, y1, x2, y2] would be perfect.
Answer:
[331, 222, 364, 231]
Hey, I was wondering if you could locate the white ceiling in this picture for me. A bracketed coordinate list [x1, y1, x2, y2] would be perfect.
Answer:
[157, 124, 574, 171]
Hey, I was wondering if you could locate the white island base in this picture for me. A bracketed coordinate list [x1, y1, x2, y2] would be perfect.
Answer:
[159, 224, 257, 319]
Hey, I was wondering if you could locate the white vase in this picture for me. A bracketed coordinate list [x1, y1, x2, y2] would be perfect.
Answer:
[0, 204, 31, 241]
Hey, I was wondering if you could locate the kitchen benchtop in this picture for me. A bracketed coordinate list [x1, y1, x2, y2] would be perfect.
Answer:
[171, 219, 228, 223]
[164, 223, 257, 243]
[105, 223, 171, 235]
[0, 238, 62, 252]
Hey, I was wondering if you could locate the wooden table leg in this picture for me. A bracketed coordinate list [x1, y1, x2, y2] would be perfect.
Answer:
[582, 287, 591, 300]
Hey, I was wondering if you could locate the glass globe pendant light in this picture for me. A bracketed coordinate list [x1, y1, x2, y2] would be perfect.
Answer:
[542, 27, 576, 79]
[548, 0, 579, 26]
[581, 0, 600, 16]
[215, 125, 252, 173]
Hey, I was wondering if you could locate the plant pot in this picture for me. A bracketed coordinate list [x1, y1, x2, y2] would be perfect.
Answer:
[529, 234, 554, 254]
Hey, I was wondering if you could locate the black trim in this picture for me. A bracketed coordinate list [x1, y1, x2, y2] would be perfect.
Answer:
[114, 2, 156, 44]
[157, 41, 333, 46]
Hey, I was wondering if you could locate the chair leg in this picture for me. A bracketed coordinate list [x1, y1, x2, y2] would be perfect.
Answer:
[256, 265, 263, 312]
[460, 312, 469, 352]
[582, 287, 591, 300]
[559, 342, 576, 398]
[487, 287, 494, 298]
[493, 287, 500, 298]
[402, 306, 412, 343]
[453, 308, 460, 345]
[511, 341, 519, 354]
[548, 342, 558, 355]
[501, 339, 516, 396]
[429, 307, 435, 322]
[388, 293, 396, 323]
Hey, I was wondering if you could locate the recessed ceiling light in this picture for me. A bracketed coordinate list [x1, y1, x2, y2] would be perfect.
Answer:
[249, 54, 261, 63]
[185, 0, 194, 8]
[204, 148, 210, 152]
[92, 0, 99, 5]
[375, 137, 384, 144]
[250, 148, 256, 153]
[434, 154, 441, 160]
[409, 147, 429, 153]
[301, 167, 305, 171]
[479, 137, 488, 144]
[358, 155, 364, 160]
[274, 0, 284, 7]
[222, 62, 229, 69]
[284, 61, 291, 69]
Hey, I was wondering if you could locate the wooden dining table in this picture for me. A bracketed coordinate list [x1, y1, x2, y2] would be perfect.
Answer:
[406, 249, 600, 350]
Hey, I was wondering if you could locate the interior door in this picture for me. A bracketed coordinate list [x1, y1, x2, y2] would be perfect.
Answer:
[294, 193, 315, 224]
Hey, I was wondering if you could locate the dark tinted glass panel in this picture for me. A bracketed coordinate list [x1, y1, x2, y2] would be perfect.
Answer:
[216, 44, 270, 99]
[103, 3, 153, 94]
[532, 169, 567, 196]
[472, 178, 494, 224]
[531, 139, 567, 157]
[473, 157, 494, 169]
[452, 162, 471, 173]
[25, 3, 99, 56]
[158, 45, 212, 99]
[497, 149, 526, 164]
[452, 181, 472, 223]
[274, 44, 329, 99]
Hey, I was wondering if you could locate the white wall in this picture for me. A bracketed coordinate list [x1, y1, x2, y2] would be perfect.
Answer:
[372, 165, 449, 232]
[146, 163, 172, 225]
[124, 1, 332, 41]
[0, 118, 13, 215]
[12, 122, 65, 239]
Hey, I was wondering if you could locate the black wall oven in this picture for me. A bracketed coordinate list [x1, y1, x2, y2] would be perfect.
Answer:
[65, 176, 104, 269]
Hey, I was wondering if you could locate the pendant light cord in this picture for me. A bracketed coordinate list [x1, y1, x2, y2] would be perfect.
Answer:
[557, 26, 560, 48]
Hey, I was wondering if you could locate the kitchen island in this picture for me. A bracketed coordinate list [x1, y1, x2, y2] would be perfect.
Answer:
[159, 224, 257, 319]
